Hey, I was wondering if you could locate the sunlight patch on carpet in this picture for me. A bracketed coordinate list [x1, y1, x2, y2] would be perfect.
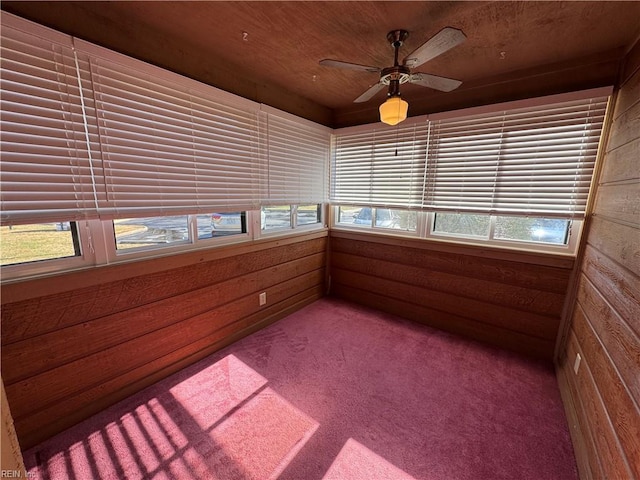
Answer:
[322, 438, 417, 480]
[25, 354, 319, 479]
[210, 387, 319, 479]
[169, 353, 267, 430]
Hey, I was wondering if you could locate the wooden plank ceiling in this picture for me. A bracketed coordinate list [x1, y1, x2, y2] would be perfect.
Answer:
[2, 1, 640, 127]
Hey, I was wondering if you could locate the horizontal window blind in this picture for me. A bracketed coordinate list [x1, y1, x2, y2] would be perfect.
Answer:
[331, 120, 429, 207]
[1, 13, 331, 227]
[424, 96, 608, 217]
[80, 42, 262, 218]
[0, 19, 99, 225]
[262, 107, 330, 205]
[2, 13, 610, 227]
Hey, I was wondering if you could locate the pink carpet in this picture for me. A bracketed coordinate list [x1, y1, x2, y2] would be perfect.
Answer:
[23, 298, 578, 480]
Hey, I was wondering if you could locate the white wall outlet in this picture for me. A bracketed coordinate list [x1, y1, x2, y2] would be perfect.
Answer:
[259, 292, 267, 306]
[573, 353, 582, 374]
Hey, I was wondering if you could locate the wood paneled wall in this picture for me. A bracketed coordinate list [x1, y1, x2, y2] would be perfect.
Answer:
[329, 231, 574, 361]
[556, 41, 640, 480]
[1, 232, 327, 450]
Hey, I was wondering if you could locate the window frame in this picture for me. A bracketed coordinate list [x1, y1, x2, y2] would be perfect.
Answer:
[258, 204, 326, 239]
[0, 220, 97, 281]
[103, 212, 254, 263]
[331, 205, 582, 255]
[0, 207, 328, 281]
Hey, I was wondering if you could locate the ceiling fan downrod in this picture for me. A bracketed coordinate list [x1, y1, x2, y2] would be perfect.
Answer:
[382, 30, 411, 97]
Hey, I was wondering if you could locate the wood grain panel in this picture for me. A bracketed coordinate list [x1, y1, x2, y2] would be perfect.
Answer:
[556, 365, 598, 480]
[593, 182, 640, 226]
[333, 283, 555, 360]
[564, 332, 634, 480]
[558, 53, 640, 480]
[571, 308, 640, 478]
[576, 276, 640, 402]
[332, 267, 559, 340]
[2, 254, 325, 384]
[332, 251, 566, 317]
[7, 270, 324, 421]
[560, 337, 606, 480]
[1, 237, 326, 345]
[613, 57, 640, 119]
[331, 236, 572, 293]
[581, 245, 640, 334]
[587, 216, 640, 277]
[331, 230, 575, 268]
[620, 36, 640, 87]
[329, 233, 571, 361]
[606, 98, 640, 152]
[598, 139, 640, 185]
[14, 287, 323, 449]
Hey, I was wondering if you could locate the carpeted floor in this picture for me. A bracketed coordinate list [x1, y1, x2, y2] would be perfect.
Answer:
[23, 298, 578, 480]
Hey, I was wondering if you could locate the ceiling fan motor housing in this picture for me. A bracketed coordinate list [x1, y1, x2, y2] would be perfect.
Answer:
[380, 66, 411, 85]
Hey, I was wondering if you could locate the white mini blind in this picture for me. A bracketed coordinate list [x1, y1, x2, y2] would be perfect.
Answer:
[3, 13, 333, 227]
[262, 107, 330, 205]
[425, 96, 609, 217]
[80, 42, 262, 218]
[331, 119, 429, 207]
[0, 19, 99, 224]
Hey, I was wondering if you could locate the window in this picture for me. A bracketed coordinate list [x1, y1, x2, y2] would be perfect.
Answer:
[331, 88, 610, 254]
[297, 204, 322, 226]
[433, 213, 490, 238]
[0, 222, 81, 266]
[334, 208, 578, 251]
[1, 14, 327, 280]
[260, 204, 324, 233]
[114, 216, 190, 251]
[433, 213, 571, 246]
[262, 206, 292, 231]
[495, 216, 570, 245]
[209, 212, 247, 238]
[113, 213, 249, 253]
[336, 206, 417, 232]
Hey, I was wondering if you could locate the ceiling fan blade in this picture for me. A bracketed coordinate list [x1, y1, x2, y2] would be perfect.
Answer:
[354, 82, 386, 103]
[409, 73, 462, 92]
[319, 59, 381, 73]
[403, 27, 466, 69]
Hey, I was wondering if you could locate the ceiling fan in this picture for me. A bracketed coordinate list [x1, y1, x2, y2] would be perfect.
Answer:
[320, 28, 466, 125]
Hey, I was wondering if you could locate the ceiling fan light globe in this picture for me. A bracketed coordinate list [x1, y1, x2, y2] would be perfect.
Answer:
[379, 96, 408, 126]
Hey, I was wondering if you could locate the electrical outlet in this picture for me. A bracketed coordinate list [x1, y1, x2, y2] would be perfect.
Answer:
[259, 292, 267, 306]
[573, 353, 581, 374]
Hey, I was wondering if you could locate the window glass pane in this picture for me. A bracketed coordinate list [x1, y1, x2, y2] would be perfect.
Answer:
[375, 209, 418, 231]
[337, 206, 361, 225]
[352, 207, 373, 226]
[262, 206, 291, 230]
[0, 222, 80, 266]
[495, 216, 569, 245]
[114, 216, 189, 250]
[297, 204, 321, 226]
[207, 212, 246, 239]
[434, 213, 490, 237]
